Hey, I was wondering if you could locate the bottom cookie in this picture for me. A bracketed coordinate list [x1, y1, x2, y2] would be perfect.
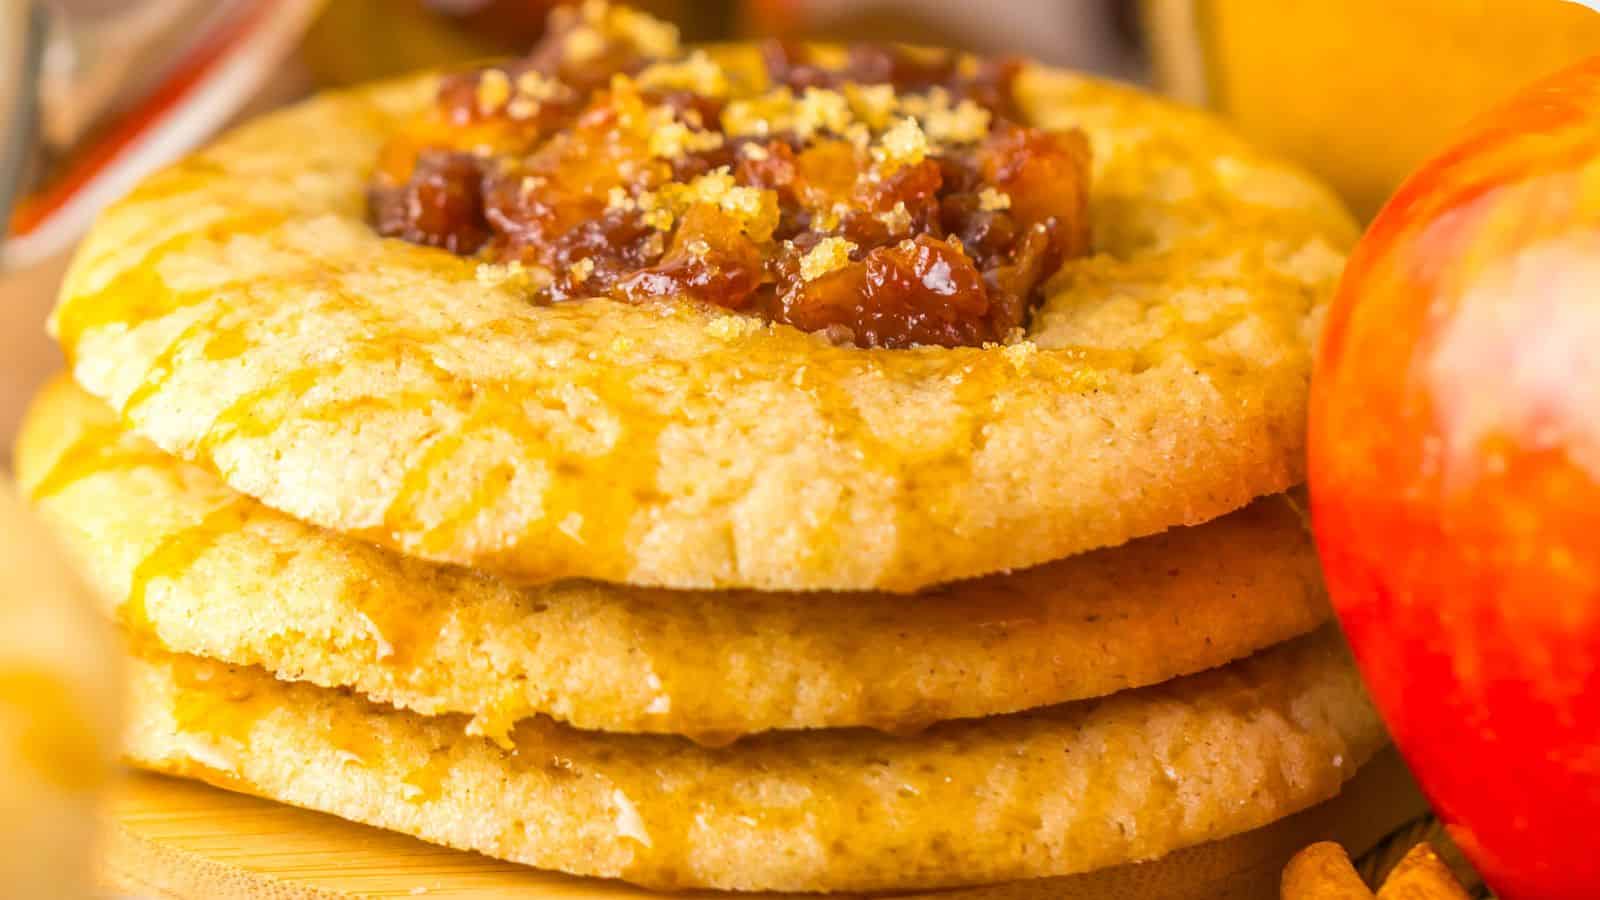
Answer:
[102, 748, 1425, 900]
[122, 629, 1385, 893]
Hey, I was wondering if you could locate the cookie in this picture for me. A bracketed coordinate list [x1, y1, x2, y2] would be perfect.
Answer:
[124, 628, 1382, 892]
[51, 44, 1354, 592]
[19, 376, 1330, 739]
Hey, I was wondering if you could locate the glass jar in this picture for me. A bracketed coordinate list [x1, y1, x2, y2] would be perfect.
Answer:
[1143, 0, 1600, 218]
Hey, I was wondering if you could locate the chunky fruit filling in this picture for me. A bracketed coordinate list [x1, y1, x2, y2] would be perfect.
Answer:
[369, 1, 1092, 348]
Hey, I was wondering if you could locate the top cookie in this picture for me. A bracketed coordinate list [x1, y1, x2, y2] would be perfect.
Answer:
[52, 5, 1354, 591]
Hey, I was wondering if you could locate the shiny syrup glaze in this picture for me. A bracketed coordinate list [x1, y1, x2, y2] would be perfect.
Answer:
[29, 378, 1289, 756]
[26, 401, 1054, 748]
[368, 4, 1091, 348]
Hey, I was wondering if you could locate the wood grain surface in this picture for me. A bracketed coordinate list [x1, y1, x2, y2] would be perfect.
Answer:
[98, 748, 1425, 900]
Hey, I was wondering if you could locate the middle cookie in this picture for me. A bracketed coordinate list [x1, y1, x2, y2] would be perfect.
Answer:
[19, 377, 1329, 741]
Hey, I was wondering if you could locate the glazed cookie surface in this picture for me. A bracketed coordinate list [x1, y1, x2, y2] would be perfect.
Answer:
[124, 628, 1382, 892]
[19, 377, 1329, 739]
[53, 42, 1354, 591]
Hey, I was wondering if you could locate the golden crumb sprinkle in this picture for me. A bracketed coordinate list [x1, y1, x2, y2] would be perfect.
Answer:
[642, 169, 780, 240]
[649, 121, 726, 159]
[641, 206, 675, 231]
[475, 260, 524, 285]
[705, 314, 766, 340]
[637, 51, 730, 98]
[476, 70, 512, 115]
[845, 83, 899, 130]
[517, 71, 563, 101]
[474, 260, 550, 291]
[687, 168, 737, 204]
[800, 237, 859, 282]
[720, 185, 775, 228]
[903, 88, 992, 145]
[721, 88, 797, 138]
[723, 86, 881, 143]
[1002, 340, 1038, 368]
[606, 186, 635, 212]
[877, 201, 913, 235]
[876, 118, 930, 169]
[925, 99, 991, 144]
[794, 88, 855, 139]
[978, 188, 1012, 211]
[570, 257, 596, 283]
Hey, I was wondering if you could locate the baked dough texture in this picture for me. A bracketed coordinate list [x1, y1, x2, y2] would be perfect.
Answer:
[124, 628, 1383, 893]
[17, 377, 1330, 739]
[50, 48, 1356, 592]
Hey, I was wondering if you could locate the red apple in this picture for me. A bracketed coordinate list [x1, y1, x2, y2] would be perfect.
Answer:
[1311, 57, 1600, 900]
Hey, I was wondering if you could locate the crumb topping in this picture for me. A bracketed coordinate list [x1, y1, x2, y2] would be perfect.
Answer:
[800, 237, 859, 282]
[368, 1, 1092, 348]
[475, 70, 513, 115]
[978, 187, 1012, 211]
[637, 51, 730, 97]
[875, 117, 931, 169]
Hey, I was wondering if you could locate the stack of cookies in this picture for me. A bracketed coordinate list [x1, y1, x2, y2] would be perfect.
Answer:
[16, 4, 1383, 894]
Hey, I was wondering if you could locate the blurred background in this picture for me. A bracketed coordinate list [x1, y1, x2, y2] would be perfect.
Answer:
[5, 0, 1600, 467]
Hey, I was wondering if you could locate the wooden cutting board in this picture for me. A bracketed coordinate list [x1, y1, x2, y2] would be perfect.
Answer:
[97, 747, 1427, 900]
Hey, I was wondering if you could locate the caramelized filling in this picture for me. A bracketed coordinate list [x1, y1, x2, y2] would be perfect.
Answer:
[369, 1, 1092, 348]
